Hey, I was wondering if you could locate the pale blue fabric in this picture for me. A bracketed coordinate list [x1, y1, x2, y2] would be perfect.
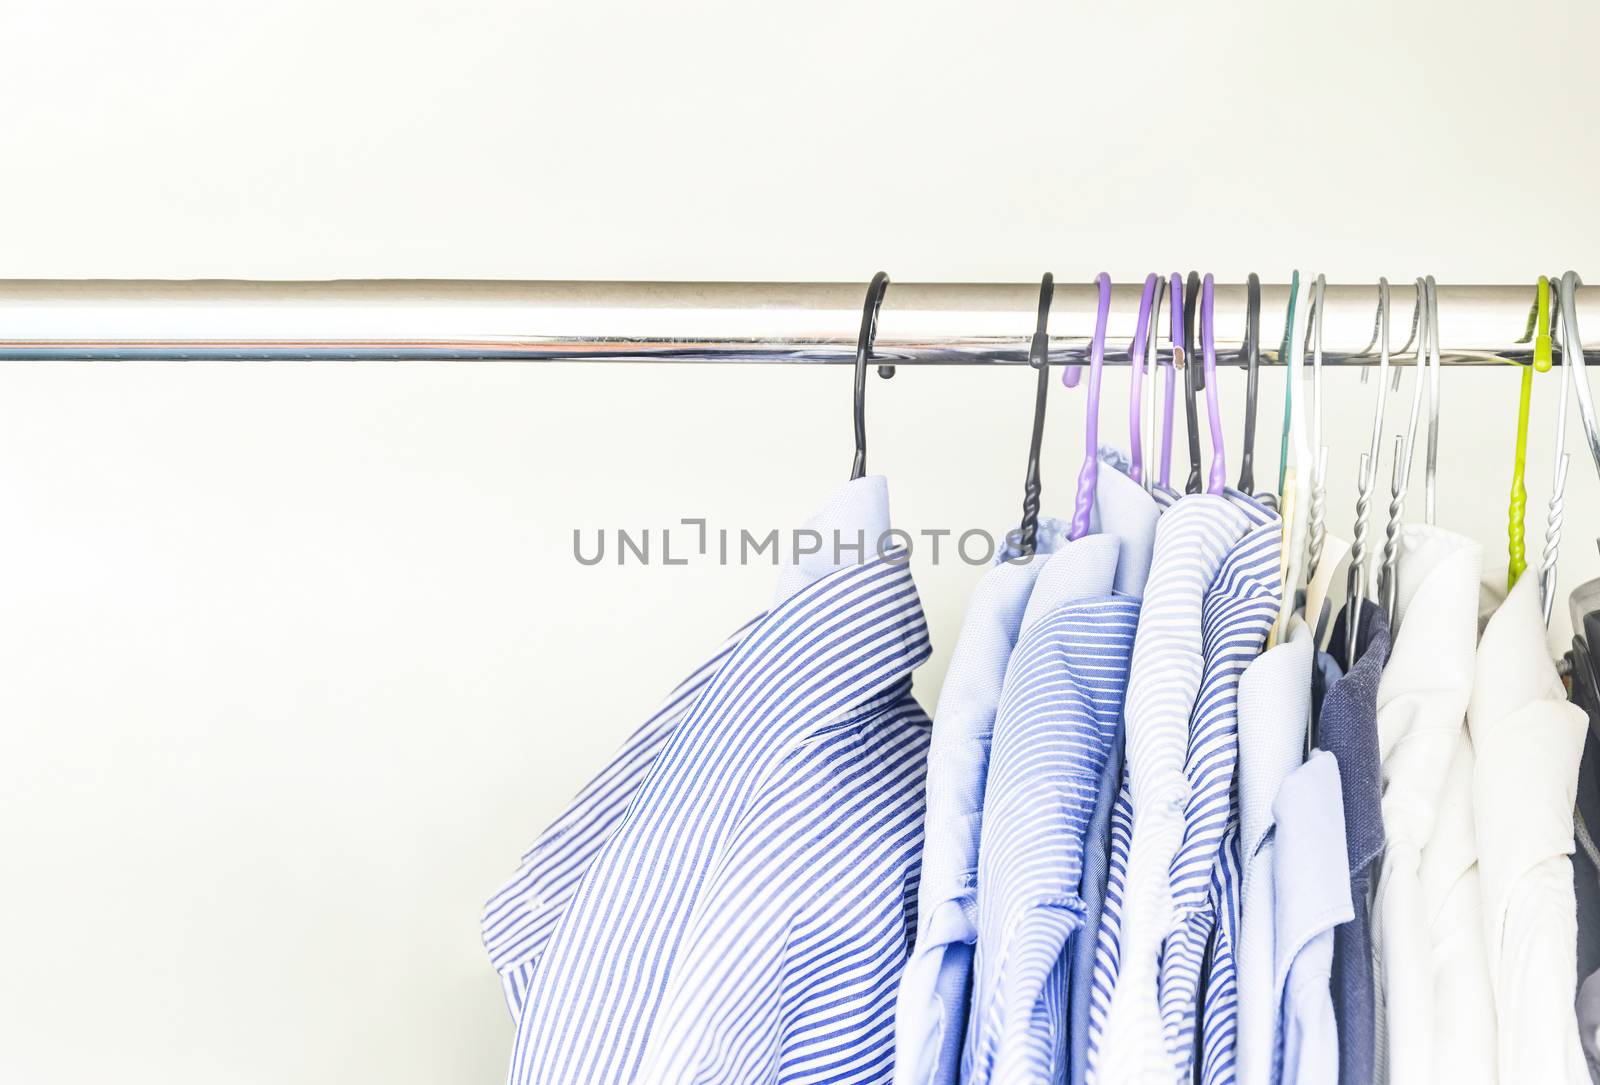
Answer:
[1272, 750, 1353, 1085]
[895, 461, 1157, 1085]
[962, 533, 1138, 1085]
[891, 516, 1071, 1085]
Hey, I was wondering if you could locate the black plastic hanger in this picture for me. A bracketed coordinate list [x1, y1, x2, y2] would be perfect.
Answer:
[850, 272, 890, 480]
[1238, 273, 1262, 494]
[1017, 273, 1055, 556]
[1183, 270, 1203, 494]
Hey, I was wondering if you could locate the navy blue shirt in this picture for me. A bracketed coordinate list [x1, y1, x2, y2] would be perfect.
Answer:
[1317, 601, 1391, 1085]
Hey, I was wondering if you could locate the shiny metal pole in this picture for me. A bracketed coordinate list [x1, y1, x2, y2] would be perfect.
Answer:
[0, 279, 1588, 364]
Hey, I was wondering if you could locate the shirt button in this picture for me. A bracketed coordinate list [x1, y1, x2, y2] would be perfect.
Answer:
[527, 896, 544, 912]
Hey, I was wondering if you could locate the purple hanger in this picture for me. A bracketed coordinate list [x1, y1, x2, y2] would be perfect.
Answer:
[1159, 272, 1182, 488]
[1127, 274, 1158, 484]
[1200, 274, 1228, 494]
[1069, 273, 1113, 540]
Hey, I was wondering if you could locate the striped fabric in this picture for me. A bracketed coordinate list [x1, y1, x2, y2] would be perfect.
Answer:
[482, 476, 936, 1085]
[481, 614, 761, 1015]
[1159, 496, 1281, 1083]
[1200, 824, 1246, 1083]
[890, 515, 1071, 1085]
[897, 456, 1158, 1085]
[1087, 494, 1249, 1084]
[1068, 708, 1127, 1085]
[962, 532, 1140, 1085]
[1089, 776, 1134, 1063]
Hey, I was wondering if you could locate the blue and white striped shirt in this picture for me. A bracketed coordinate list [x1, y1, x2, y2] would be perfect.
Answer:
[891, 518, 1071, 1085]
[896, 458, 1157, 1085]
[481, 614, 761, 1016]
[962, 531, 1141, 1085]
[1087, 494, 1249, 1083]
[483, 476, 935, 1085]
[1159, 494, 1281, 1084]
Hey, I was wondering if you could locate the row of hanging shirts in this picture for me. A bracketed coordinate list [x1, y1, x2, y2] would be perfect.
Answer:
[477, 269, 1600, 1085]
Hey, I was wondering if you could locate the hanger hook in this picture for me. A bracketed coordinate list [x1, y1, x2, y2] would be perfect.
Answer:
[1538, 274, 1574, 625]
[1275, 269, 1302, 499]
[1143, 274, 1170, 494]
[1347, 277, 1392, 659]
[1305, 274, 1329, 581]
[1199, 274, 1228, 493]
[1159, 273, 1183, 490]
[1381, 278, 1432, 625]
[850, 272, 890, 481]
[1273, 272, 1314, 644]
[1424, 276, 1442, 524]
[1558, 271, 1600, 484]
[1238, 273, 1262, 494]
[1068, 274, 1113, 540]
[1182, 272, 1204, 494]
[1127, 274, 1159, 486]
[1017, 273, 1055, 557]
[1506, 277, 1553, 590]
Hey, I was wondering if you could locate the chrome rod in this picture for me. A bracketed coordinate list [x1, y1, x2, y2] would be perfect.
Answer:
[0, 279, 1590, 364]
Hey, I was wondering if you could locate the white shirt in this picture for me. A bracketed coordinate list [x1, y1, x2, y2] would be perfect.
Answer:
[1417, 731, 1497, 1085]
[1370, 524, 1481, 1085]
[1469, 574, 1590, 1084]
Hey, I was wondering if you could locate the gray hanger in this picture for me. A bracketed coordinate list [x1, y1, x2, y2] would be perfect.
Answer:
[1347, 278, 1393, 659]
[1380, 278, 1435, 626]
[1304, 274, 1330, 581]
[1540, 274, 1575, 626]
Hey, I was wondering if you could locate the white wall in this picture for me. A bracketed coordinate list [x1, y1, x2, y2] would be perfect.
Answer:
[2, 1, 1598, 1081]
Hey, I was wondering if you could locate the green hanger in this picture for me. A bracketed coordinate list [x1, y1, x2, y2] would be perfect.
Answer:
[1508, 275, 1555, 588]
[1277, 269, 1301, 496]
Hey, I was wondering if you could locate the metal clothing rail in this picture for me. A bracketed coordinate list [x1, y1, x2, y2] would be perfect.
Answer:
[0, 279, 1590, 364]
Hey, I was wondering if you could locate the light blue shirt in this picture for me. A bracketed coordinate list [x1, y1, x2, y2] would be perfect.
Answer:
[895, 461, 1157, 1085]
[963, 532, 1140, 1085]
[485, 476, 936, 1085]
[1234, 621, 1315, 1085]
[1272, 749, 1352, 1085]
[891, 517, 1070, 1085]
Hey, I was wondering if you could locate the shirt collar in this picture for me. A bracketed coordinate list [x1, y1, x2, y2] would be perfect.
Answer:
[1015, 460, 1159, 628]
[1086, 459, 1160, 597]
[1471, 574, 1568, 726]
[1019, 533, 1122, 629]
[1225, 487, 1278, 528]
[772, 474, 893, 605]
[1272, 749, 1355, 981]
[1240, 617, 1315, 859]
[1393, 523, 1484, 637]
